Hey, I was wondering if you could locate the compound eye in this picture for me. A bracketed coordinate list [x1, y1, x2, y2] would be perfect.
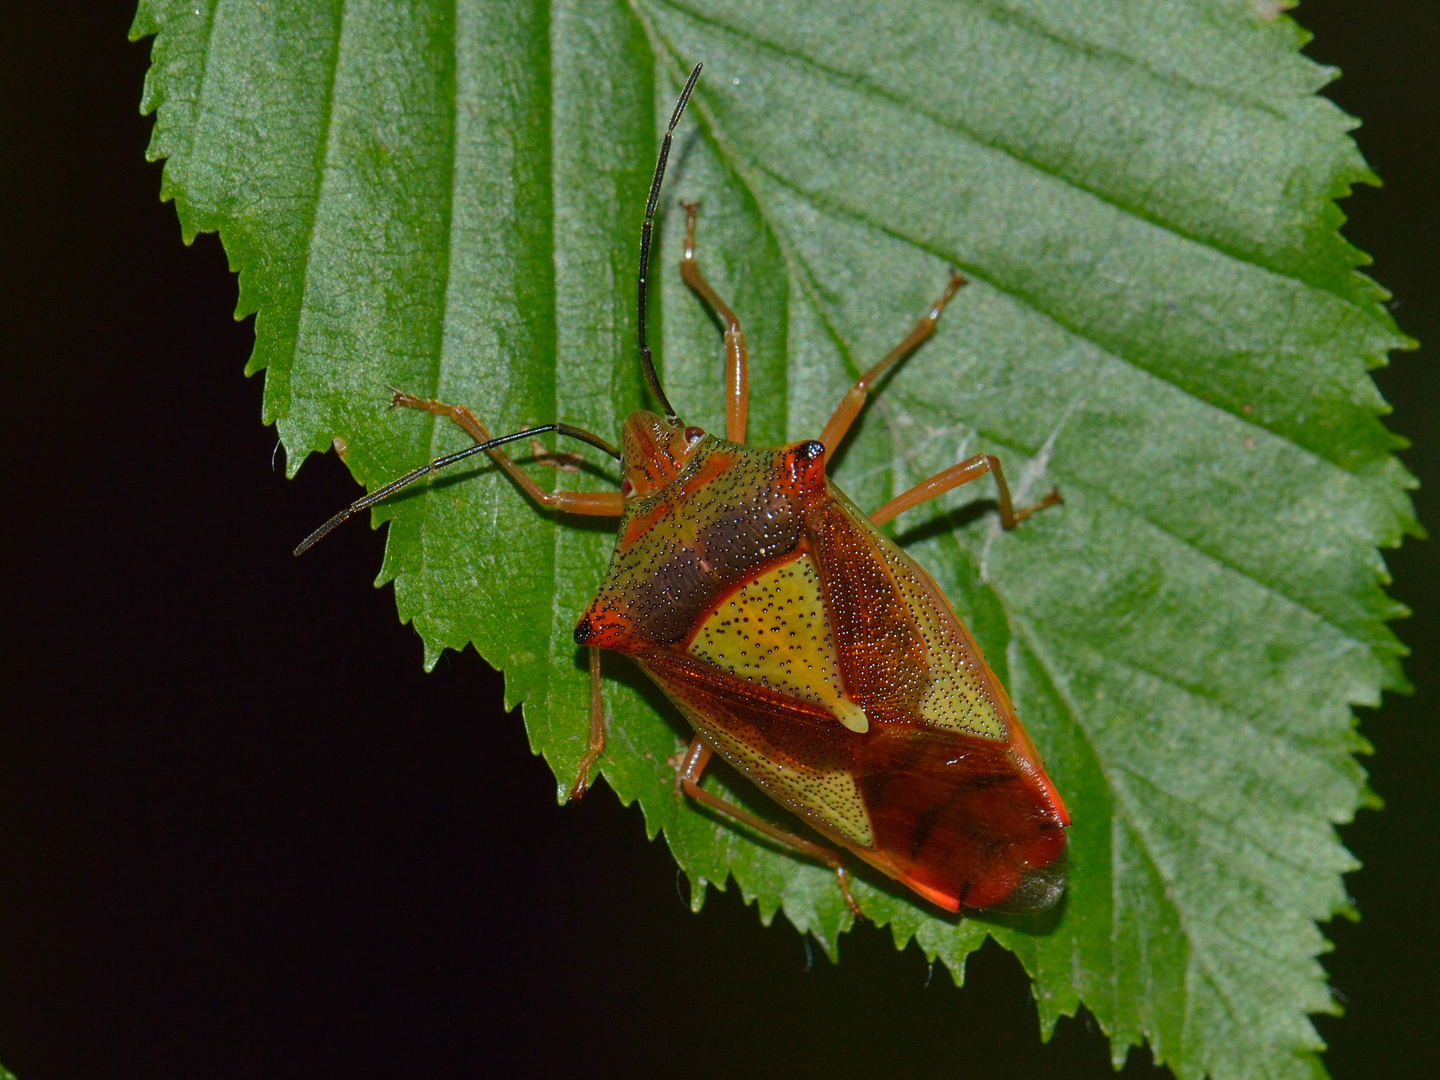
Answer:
[684, 426, 704, 444]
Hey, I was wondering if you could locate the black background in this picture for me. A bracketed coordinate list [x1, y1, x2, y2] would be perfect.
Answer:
[2, 3, 1436, 1078]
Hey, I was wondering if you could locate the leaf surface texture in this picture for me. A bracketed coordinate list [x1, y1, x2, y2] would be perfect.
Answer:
[133, 2, 1416, 1075]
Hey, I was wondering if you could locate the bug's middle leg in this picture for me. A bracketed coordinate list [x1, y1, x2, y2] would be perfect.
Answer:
[567, 647, 606, 801]
[870, 453, 1061, 529]
[818, 271, 966, 460]
[676, 736, 862, 916]
[390, 391, 622, 516]
[679, 202, 749, 444]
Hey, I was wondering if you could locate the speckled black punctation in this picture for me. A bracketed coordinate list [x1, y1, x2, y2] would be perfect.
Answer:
[577, 438, 825, 648]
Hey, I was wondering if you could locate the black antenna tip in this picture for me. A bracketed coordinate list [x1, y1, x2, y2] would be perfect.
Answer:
[671, 63, 702, 128]
[293, 508, 350, 557]
[636, 62, 705, 420]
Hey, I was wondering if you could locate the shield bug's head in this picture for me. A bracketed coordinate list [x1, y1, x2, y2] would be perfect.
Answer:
[619, 412, 709, 498]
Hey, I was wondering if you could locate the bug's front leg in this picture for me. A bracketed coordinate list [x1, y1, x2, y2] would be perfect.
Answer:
[870, 453, 1061, 528]
[390, 391, 623, 516]
[568, 647, 606, 801]
[678, 202, 749, 444]
[818, 271, 966, 460]
[675, 736, 862, 917]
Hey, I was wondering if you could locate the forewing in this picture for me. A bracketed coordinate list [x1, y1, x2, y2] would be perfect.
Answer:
[804, 483, 1010, 742]
[641, 651, 877, 850]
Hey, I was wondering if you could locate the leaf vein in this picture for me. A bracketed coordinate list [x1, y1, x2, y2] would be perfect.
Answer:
[1006, 615, 1178, 1057]
[418, 0, 463, 622]
[1110, 762, 1336, 883]
[1013, 617, 1322, 1073]
[651, 0, 1366, 307]
[186, 0, 220, 170]
[966, 0, 1290, 118]
[287, 0, 348, 424]
[798, 286, 1383, 659]
[746, 155, 1394, 556]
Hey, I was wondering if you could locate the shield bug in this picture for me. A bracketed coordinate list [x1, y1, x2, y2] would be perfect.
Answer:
[297, 64, 1069, 915]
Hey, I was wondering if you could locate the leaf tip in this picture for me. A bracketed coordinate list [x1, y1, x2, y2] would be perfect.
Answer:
[127, 3, 158, 43]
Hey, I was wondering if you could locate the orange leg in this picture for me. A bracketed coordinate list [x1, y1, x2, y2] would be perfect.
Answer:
[870, 453, 1061, 528]
[679, 202, 749, 444]
[677, 736, 862, 916]
[818, 271, 966, 460]
[391, 391, 623, 516]
[568, 647, 606, 800]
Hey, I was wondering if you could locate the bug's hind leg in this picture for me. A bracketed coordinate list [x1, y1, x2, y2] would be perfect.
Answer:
[390, 391, 622, 516]
[676, 736, 862, 917]
[567, 647, 606, 800]
[870, 453, 1061, 529]
[679, 202, 749, 444]
[818, 271, 966, 460]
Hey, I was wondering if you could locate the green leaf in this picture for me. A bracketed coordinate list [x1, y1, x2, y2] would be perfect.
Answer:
[133, 1, 1416, 1076]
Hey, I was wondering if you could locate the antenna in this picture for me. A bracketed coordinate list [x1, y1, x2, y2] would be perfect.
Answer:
[293, 423, 619, 556]
[636, 62, 703, 420]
